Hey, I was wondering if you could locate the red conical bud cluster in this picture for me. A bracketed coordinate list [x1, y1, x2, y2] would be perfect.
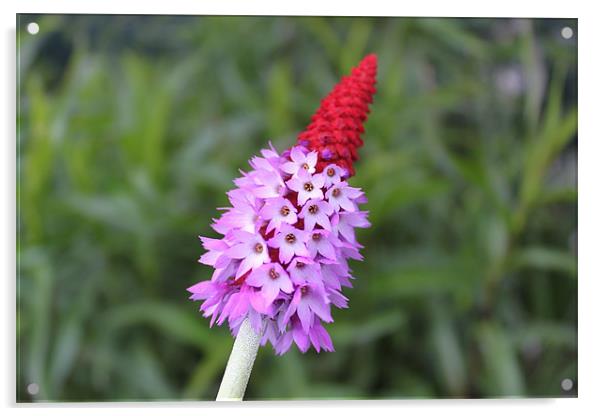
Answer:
[296, 54, 378, 177]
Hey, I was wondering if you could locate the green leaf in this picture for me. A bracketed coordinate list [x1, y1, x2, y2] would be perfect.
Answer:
[430, 302, 467, 396]
[182, 343, 231, 400]
[511, 322, 577, 349]
[267, 61, 293, 138]
[103, 302, 229, 351]
[331, 310, 406, 346]
[417, 18, 488, 58]
[511, 246, 577, 278]
[341, 19, 373, 71]
[477, 323, 525, 397]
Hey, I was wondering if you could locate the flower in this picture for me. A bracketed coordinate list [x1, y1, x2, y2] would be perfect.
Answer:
[268, 223, 310, 264]
[246, 263, 294, 306]
[286, 257, 320, 285]
[298, 198, 334, 231]
[212, 189, 259, 234]
[306, 229, 338, 260]
[285, 169, 324, 206]
[325, 182, 363, 212]
[259, 197, 298, 233]
[226, 230, 269, 278]
[332, 211, 370, 245]
[281, 146, 317, 176]
[283, 283, 333, 333]
[251, 168, 286, 199]
[188, 54, 378, 354]
[322, 164, 346, 187]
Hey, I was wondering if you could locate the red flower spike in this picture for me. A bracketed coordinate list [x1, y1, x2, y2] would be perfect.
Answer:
[296, 54, 378, 177]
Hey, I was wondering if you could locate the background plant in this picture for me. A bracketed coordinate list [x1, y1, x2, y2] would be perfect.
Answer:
[17, 15, 577, 401]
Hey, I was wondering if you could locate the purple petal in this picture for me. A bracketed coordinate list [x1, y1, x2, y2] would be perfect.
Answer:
[282, 289, 301, 325]
[285, 176, 302, 192]
[187, 280, 212, 296]
[312, 173, 325, 189]
[306, 151, 317, 167]
[316, 213, 332, 231]
[278, 275, 294, 293]
[226, 243, 248, 259]
[296, 300, 313, 333]
[315, 323, 334, 352]
[338, 196, 356, 212]
[245, 267, 267, 287]
[290, 146, 305, 164]
[275, 331, 293, 355]
[279, 244, 294, 264]
[293, 324, 310, 352]
[318, 240, 337, 260]
[307, 293, 333, 323]
[261, 280, 281, 305]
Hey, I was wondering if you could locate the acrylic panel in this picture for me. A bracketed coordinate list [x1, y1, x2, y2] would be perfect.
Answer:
[16, 14, 577, 402]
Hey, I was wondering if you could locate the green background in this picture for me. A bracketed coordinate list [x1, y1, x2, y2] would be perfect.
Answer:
[17, 15, 577, 401]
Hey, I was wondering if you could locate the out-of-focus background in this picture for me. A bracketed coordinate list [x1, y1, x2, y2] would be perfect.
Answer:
[17, 15, 577, 401]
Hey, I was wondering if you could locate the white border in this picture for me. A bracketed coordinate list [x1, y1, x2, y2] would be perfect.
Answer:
[2, 0, 585, 17]
[3, 1, 601, 415]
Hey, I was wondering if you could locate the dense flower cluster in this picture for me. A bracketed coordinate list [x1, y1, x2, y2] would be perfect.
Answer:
[188, 145, 370, 354]
[188, 54, 377, 354]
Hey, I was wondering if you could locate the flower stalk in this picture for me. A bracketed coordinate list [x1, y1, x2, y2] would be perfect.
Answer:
[216, 318, 262, 401]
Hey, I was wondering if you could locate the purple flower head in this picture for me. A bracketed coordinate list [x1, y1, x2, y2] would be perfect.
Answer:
[188, 145, 370, 354]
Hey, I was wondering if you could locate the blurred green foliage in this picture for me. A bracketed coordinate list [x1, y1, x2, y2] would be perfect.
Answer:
[17, 15, 577, 401]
